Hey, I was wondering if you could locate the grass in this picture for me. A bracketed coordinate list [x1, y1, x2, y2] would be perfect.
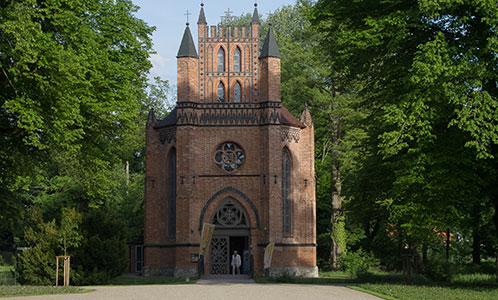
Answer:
[0, 286, 91, 298]
[255, 270, 353, 284]
[0, 266, 15, 286]
[0, 264, 92, 297]
[353, 283, 498, 300]
[256, 270, 498, 300]
[106, 275, 197, 285]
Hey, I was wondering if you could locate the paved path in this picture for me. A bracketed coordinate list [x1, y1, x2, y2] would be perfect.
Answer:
[8, 281, 383, 300]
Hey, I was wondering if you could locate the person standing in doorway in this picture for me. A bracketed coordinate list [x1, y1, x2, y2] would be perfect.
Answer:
[231, 250, 241, 275]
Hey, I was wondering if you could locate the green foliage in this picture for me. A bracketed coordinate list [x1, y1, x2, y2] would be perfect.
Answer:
[72, 209, 128, 285]
[425, 259, 457, 283]
[16, 208, 58, 286]
[58, 207, 82, 256]
[341, 249, 379, 279]
[310, 0, 498, 280]
[332, 215, 347, 256]
[0, 0, 154, 200]
[452, 273, 497, 286]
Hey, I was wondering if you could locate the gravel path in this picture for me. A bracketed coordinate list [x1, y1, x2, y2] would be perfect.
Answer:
[8, 281, 383, 300]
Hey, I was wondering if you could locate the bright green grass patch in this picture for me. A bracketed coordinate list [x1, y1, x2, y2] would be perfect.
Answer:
[353, 283, 498, 300]
[106, 276, 196, 285]
[452, 273, 496, 285]
[0, 286, 92, 298]
[319, 270, 351, 279]
[0, 266, 14, 286]
[255, 271, 353, 285]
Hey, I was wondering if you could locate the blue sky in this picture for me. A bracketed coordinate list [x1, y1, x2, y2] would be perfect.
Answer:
[132, 0, 296, 85]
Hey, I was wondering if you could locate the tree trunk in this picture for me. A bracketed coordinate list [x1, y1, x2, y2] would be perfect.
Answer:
[445, 229, 450, 261]
[472, 203, 481, 264]
[329, 106, 342, 270]
[422, 244, 428, 266]
[330, 159, 342, 270]
[492, 196, 498, 283]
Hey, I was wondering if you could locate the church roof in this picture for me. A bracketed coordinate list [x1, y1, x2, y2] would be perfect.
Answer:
[198, 4, 207, 24]
[177, 24, 198, 58]
[281, 106, 305, 128]
[252, 4, 260, 25]
[260, 26, 280, 58]
[155, 108, 178, 128]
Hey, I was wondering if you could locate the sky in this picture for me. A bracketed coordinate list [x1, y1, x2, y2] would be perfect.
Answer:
[132, 0, 296, 85]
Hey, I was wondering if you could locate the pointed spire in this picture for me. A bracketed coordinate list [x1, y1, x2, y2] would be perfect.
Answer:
[252, 3, 260, 25]
[146, 109, 156, 129]
[260, 25, 280, 58]
[300, 103, 313, 127]
[177, 23, 198, 58]
[198, 3, 207, 24]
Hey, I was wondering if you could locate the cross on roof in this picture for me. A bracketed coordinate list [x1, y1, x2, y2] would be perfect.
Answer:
[224, 8, 233, 17]
[185, 10, 192, 23]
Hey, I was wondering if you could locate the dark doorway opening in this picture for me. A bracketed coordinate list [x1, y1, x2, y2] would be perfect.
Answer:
[229, 236, 249, 274]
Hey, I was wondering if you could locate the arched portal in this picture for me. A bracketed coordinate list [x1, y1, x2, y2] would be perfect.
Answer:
[209, 198, 251, 275]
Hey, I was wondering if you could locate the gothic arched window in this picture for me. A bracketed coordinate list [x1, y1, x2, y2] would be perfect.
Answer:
[234, 82, 241, 103]
[168, 148, 176, 237]
[282, 148, 291, 235]
[217, 82, 225, 102]
[234, 48, 241, 72]
[211, 199, 249, 227]
[217, 48, 225, 72]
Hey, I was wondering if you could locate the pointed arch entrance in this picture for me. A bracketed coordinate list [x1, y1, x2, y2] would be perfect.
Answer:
[209, 198, 251, 275]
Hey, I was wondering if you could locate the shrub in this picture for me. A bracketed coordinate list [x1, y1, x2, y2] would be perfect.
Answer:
[425, 259, 456, 282]
[71, 209, 128, 285]
[0, 255, 4, 266]
[16, 212, 58, 285]
[341, 249, 379, 278]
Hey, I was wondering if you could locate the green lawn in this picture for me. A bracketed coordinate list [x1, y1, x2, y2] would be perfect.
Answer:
[256, 270, 498, 300]
[352, 283, 498, 300]
[107, 275, 196, 285]
[0, 286, 91, 298]
[255, 270, 354, 284]
[0, 266, 14, 286]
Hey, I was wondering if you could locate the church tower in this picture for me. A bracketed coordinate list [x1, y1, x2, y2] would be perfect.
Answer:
[144, 3, 317, 278]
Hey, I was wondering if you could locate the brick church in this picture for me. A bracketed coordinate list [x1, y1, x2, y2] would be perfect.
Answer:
[144, 3, 317, 278]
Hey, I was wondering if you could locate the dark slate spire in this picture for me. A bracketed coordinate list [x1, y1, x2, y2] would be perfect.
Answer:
[260, 25, 280, 58]
[177, 23, 198, 58]
[252, 3, 260, 24]
[198, 3, 207, 24]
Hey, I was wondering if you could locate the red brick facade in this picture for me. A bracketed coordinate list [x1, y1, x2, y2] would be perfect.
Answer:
[144, 4, 317, 278]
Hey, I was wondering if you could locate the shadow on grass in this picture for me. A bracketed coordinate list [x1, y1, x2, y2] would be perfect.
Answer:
[103, 276, 197, 286]
[255, 271, 498, 291]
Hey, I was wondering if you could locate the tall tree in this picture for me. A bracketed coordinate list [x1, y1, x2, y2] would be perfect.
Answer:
[311, 0, 498, 278]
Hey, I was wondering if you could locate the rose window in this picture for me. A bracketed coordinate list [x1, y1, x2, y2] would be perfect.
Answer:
[214, 142, 245, 172]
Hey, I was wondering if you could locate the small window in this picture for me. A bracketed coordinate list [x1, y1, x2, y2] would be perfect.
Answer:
[217, 48, 225, 72]
[217, 82, 225, 102]
[234, 48, 241, 72]
[234, 82, 241, 103]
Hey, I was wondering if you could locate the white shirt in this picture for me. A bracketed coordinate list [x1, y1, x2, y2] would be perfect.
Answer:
[231, 254, 241, 267]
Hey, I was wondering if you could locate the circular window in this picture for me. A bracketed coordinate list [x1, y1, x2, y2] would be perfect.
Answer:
[214, 142, 245, 172]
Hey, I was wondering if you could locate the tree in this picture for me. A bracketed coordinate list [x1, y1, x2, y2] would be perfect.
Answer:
[58, 207, 82, 257]
[311, 0, 498, 279]
[0, 0, 154, 204]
